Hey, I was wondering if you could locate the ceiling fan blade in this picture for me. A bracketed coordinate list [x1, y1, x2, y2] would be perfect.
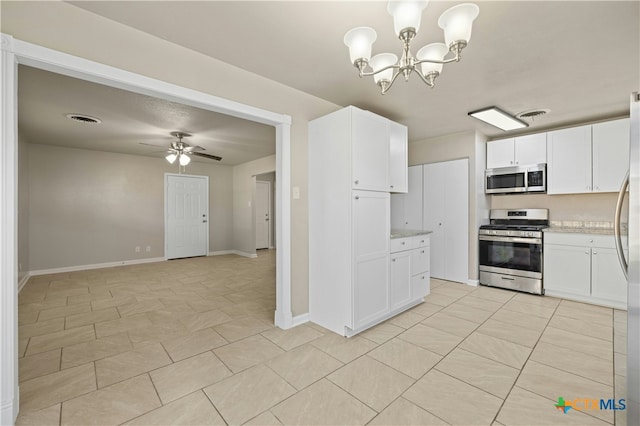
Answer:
[191, 152, 222, 161]
[183, 145, 205, 152]
[139, 142, 167, 148]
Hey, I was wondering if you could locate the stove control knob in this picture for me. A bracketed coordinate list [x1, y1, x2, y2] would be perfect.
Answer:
[527, 232, 533, 237]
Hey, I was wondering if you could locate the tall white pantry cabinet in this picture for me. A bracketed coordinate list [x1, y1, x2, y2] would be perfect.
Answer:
[309, 106, 409, 336]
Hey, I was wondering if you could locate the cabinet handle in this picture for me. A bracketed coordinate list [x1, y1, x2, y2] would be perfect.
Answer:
[593, 251, 598, 255]
[421, 276, 425, 280]
[420, 240, 424, 243]
[589, 239, 593, 243]
[354, 195, 359, 200]
[401, 241, 405, 245]
[390, 185, 394, 189]
[421, 250, 425, 253]
[354, 180, 359, 185]
[405, 222, 409, 225]
[392, 258, 396, 262]
[585, 250, 589, 254]
[595, 186, 600, 190]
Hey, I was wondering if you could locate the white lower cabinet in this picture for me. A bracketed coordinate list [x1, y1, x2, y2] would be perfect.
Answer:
[390, 234, 431, 311]
[544, 233, 627, 309]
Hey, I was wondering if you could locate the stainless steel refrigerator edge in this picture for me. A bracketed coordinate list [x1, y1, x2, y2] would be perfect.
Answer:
[626, 92, 640, 424]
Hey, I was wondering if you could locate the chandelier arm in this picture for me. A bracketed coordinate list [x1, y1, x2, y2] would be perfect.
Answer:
[413, 56, 458, 67]
[415, 69, 435, 88]
[381, 69, 403, 94]
[359, 63, 401, 77]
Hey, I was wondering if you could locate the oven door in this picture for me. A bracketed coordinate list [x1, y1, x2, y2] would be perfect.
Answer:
[479, 235, 542, 278]
[485, 170, 526, 194]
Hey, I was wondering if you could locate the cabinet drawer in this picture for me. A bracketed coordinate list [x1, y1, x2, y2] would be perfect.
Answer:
[412, 235, 430, 248]
[545, 232, 625, 249]
[411, 273, 430, 300]
[391, 237, 415, 253]
[411, 246, 430, 275]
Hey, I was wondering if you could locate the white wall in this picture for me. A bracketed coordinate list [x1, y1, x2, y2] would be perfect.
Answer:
[25, 143, 234, 271]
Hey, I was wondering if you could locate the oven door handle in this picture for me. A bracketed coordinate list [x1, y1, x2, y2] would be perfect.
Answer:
[479, 235, 542, 245]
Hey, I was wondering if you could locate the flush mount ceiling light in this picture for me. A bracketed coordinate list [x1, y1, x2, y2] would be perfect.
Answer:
[344, 0, 479, 94]
[468, 107, 529, 131]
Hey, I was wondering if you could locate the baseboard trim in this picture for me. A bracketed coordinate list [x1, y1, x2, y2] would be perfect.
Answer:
[231, 251, 258, 259]
[0, 394, 18, 426]
[208, 250, 235, 256]
[292, 313, 310, 327]
[18, 273, 31, 293]
[29, 257, 166, 277]
[467, 279, 479, 287]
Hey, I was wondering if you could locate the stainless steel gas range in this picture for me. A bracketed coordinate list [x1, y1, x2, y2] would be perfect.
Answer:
[479, 209, 549, 295]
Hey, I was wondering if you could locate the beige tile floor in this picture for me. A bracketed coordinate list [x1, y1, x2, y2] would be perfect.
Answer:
[16, 250, 627, 425]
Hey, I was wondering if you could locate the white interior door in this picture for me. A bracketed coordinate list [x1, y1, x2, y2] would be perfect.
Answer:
[166, 174, 208, 259]
[256, 180, 271, 249]
[423, 162, 446, 278]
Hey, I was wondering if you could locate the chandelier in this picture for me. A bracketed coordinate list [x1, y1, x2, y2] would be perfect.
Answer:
[343, 1, 479, 94]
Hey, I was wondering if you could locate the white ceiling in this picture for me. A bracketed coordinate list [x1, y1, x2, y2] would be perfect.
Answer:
[19, 1, 640, 161]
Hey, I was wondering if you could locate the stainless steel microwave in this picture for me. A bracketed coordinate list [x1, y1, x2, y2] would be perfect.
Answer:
[485, 164, 546, 194]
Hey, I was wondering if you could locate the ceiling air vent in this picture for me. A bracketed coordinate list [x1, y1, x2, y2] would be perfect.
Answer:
[65, 113, 102, 124]
[516, 109, 550, 121]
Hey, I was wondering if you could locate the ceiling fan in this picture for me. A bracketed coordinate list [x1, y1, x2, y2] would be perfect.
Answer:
[141, 131, 222, 165]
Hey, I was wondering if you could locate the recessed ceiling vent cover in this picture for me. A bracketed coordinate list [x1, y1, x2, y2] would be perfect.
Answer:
[65, 113, 102, 124]
[516, 109, 550, 120]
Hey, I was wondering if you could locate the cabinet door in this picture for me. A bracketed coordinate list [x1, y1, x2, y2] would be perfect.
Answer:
[405, 166, 423, 229]
[544, 244, 591, 296]
[390, 251, 412, 310]
[487, 138, 515, 169]
[411, 273, 430, 300]
[443, 159, 469, 284]
[423, 162, 446, 278]
[389, 122, 408, 193]
[591, 247, 628, 305]
[352, 109, 390, 191]
[592, 118, 630, 192]
[411, 246, 430, 275]
[547, 125, 592, 194]
[352, 191, 390, 329]
[514, 133, 547, 165]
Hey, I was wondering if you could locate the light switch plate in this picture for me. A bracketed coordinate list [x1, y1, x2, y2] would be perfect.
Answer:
[292, 186, 300, 199]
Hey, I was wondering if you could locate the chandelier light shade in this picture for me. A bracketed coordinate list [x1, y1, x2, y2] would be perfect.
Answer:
[344, 27, 378, 64]
[387, 0, 428, 37]
[344, 0, 479, 94]
[438, 3, 479, 48]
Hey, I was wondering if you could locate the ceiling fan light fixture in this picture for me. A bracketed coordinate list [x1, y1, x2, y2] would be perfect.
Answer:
[165, 153, 177, 164]
[179, 154, 191, 166]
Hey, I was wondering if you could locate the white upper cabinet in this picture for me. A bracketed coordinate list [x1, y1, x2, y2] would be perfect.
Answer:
[352, 108, 390, 192]
[547, 125, 592, 194]
[592, 118, 630, 192]
[486, 133, 547, 169]
[547, 119, 629, 194]
[389, 121, 408, 193]
[514, 133, 547, 165]
[487, 138, 515, 169]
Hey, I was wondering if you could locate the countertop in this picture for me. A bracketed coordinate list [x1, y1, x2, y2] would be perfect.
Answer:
[544, 220, 628, 235]
[390, 229, 433, 239]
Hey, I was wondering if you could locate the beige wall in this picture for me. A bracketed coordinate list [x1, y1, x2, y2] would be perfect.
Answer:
[490, 192, 625, 223]
[18, 135, 30, 284]
[26, 143, 234, 271]
[409, 131, 489, 282]
[2, 1, 341, 314]
[232, 155, 275, 255]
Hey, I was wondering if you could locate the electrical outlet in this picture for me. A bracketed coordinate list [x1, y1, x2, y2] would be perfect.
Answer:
[146, 246, 151, 252]
[135, 246, 141, 253]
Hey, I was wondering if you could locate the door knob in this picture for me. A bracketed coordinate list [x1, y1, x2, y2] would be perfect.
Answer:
[265, 218, 269, 221]
[203, 220, 208, 223]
